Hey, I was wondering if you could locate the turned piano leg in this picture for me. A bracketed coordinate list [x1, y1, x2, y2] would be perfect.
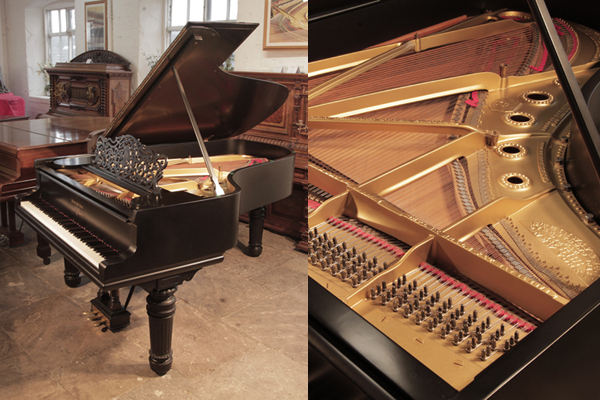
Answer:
[247, 206, 265, 257]
[37, 233, 52, 265]
[146, 287, 177, 376]
[63, 259, 81, 287]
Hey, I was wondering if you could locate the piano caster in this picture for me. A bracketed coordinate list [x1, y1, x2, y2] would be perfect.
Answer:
[64, 259, 82, 287]
[247, 206, 265, 257]
[145, 287, 177, 376]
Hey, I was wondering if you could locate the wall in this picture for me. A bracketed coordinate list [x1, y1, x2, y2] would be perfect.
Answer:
[235, 0, 307, 73]
[0, 0, 307, 118]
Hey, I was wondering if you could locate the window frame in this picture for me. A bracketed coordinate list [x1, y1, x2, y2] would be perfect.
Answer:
[44, 5, 76, 65]
[167, 0, 238, 44]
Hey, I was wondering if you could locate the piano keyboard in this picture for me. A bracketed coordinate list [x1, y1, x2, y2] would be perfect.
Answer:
[20, 199, 120, 268]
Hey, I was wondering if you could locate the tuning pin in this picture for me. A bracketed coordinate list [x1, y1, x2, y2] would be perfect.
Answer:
[83, 311, 97, 316]
[480, 348, 488, 361]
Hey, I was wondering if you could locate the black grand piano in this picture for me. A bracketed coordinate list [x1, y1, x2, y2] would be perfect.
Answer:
[15, 22, 295, 375]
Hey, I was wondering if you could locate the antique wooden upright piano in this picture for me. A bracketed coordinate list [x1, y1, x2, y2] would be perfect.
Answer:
[16, 22, 295, 375]
[309, 1, 600, 399]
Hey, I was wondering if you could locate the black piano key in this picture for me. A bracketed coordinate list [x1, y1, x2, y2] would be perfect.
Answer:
[29, 197, 120, 259]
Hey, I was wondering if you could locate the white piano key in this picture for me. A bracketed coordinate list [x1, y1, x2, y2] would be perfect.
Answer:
[20, 201, 104, 269]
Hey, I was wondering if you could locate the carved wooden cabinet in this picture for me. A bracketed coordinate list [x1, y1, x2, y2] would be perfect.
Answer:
[45, 51, 133, 118]
[234, 72, 308, 251]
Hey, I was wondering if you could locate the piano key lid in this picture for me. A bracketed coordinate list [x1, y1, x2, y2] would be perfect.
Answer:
[99, 22, 290, 147]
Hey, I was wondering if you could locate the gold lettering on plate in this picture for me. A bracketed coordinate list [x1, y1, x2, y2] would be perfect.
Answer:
[528, 221, 600, 284]
[71, 199, 84, 217]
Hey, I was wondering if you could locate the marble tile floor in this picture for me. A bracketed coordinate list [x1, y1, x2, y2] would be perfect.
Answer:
[0, 218, 307, 400]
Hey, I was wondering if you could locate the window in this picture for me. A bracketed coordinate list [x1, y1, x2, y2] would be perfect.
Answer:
[167, 0, 238, 43]
[46, 7, 76, 64]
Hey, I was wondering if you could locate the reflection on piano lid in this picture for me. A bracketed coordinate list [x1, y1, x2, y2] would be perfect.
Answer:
[309, 6, 600, 399]
[16, 21, 296, 376]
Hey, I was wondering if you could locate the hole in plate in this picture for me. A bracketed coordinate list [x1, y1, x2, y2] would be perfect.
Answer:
[507, 176, 524, 184]
[502, 146, 521, 154]
[498, 11, 533, 22]
[510, 114, 531, 123]
[526, 92, 550, 101]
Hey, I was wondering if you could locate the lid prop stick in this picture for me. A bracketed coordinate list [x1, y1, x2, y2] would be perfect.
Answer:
[172, 66, 224, 196]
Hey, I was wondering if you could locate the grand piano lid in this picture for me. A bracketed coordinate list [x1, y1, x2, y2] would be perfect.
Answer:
[101, 22, 289, 145]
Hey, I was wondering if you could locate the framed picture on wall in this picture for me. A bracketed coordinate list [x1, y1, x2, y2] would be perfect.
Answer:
[85, 0, 108, 51]
[263, 0, 308, 49]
